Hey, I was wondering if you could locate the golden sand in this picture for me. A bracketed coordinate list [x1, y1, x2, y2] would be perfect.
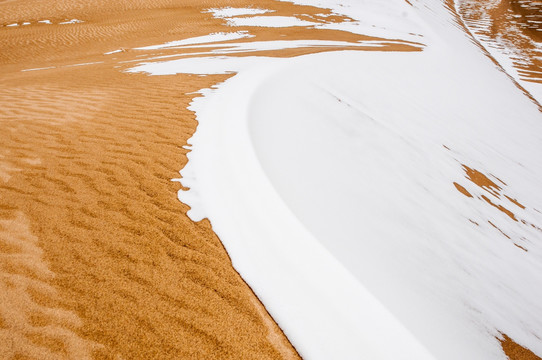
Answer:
[447, 0, 542, 112]
[456, 0, 541, 85]
[445, 0, 542, 349]
[1, 0, 539, 358]
[453, 182, 473, 198]
[0, 0, 310, 358]
[453, 163, 542, 257]
[501, 335, 542, 360]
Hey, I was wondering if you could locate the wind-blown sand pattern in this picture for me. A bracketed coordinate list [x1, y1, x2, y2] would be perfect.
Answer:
[1, 0, 542, 359]
[127, 0, 542, 359]
[0, 67, 297, 358]
[0, 0, 317, 358]
[0, 0, 418, 358]
[0, 212, 99, 359]
[456, 0, 542, 102]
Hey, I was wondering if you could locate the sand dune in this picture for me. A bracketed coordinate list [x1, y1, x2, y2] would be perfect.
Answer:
[1, 0, 541, 359]
[0, 0, 424, 357]
[126, 0, 542, 359]
[0, 0, 308, 358]
[456, 0, 542, 102]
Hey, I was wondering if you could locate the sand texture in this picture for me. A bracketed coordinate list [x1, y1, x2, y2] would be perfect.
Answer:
[457, 0, 541, 84]
[0, 0, 308, 358]
[1, 0, 540, 359]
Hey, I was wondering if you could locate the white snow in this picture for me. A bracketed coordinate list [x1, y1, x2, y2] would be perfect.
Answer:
[128, 40, 399, 75]
[279, 0, 428, 42]
[455, 0, 542, 103]
[206, 7, 275, 18]
[225, 16, 318, 28]
[129, 0, 542, 359]
[6, 23, 18, 27]
[64, 61, 103, 67]
[104, 49, 124, 55]
[206, 6, 318, 28]
[59, 19, 83, 25]
[38, 20, 52, 25]
[21, 66, 56, 72]
[129, 56, 259, 75]
[135, 32, 254, 50]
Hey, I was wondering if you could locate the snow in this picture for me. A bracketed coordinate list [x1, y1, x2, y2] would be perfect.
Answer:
[6, 23, 18, 27]
[128, 40, 398, 75]
[280, 0, 427, 42]
[59, 19, 83, 25]
[129, 0, 542, 359]
[135, 32, 254, 50]
[225, 16, 318, 28]
[38, 20, 52, 25]
[171, 57, 436, 360]
[206, 7, 275, 18]
[129, 56, 259, 75]
[455, 0, 542, 103]
[206, 7, 317, 28]
[21, 66, 56, 72]
[104, 49, 123, 55]
[64, 61, 103, 67]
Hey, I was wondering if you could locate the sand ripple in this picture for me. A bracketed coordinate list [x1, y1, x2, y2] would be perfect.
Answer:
[0, 0, 304, 358]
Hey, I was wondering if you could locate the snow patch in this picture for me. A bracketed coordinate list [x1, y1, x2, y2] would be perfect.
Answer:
[206, 7, 274, 18]
[104, 49, 124, 55]
[129, 40, 394, 75]
[135, 32, 254, 50]
[21, 66, 56, 72]
[225, 16, 318, 28]
[59, 19, 83, 25]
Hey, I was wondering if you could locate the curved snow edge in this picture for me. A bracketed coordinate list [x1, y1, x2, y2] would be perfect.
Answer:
[175, 56, 436, 360]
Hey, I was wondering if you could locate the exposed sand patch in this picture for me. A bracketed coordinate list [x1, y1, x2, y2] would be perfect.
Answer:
[454, 0, 542, 106]
[457, 165, 523, 222]
[456, 0, 541, 83]
[454, 164, 535, 223]
[505, 195, 526, 209]
[451, 160, 541, 277]
[463, 165, 502, 197]
[453, 182, 473, 197]
[501, 334, 542, 360]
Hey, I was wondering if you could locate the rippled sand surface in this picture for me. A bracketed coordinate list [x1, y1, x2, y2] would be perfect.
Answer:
[0, 0, 422, 357]
[1, 0, 540, 359]
[0, 0, 310, 358]
[456, 0, 542, 93]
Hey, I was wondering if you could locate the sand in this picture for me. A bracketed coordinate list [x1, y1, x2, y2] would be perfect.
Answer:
[455, 0, 542, 103]
[0, 0, 539, 358]
[0, 0, 307, 358]
[457, 0, 541, 83]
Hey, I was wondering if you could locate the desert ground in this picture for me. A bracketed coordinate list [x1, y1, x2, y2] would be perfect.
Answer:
[1, 0, 541, 359]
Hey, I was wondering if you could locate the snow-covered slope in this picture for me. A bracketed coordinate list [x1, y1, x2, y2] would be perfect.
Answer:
[129, 0, 542, 358]
[455, 0, 542, 104]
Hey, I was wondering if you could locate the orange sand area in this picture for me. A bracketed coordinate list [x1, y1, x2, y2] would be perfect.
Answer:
[1, 0, 540, 359]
